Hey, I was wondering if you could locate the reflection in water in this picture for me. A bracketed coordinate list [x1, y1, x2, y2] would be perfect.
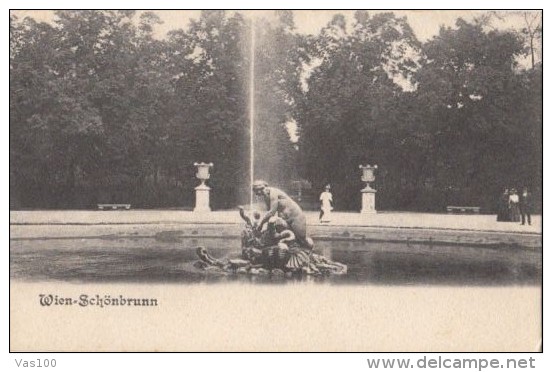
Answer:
[10, 236, 541, 286]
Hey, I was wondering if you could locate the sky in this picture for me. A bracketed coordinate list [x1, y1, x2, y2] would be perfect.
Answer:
[11, 10, 539, 42]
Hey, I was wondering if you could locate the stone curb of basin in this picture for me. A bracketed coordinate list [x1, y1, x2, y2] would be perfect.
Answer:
[10, 221, 542, 249]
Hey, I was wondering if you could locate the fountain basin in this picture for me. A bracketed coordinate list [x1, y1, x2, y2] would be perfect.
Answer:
[10, 223, 541, 285]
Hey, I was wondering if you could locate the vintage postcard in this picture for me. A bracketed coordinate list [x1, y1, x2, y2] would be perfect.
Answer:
[9, 9, 542, 352]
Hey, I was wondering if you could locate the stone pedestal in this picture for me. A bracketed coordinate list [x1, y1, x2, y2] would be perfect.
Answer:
[359, 164, 378, 214]
[193, 162, 213, 213]
[194, 183, 211, 213]
[361, 188, 377, 214]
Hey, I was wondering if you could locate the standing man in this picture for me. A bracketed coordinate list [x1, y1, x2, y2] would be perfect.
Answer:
[519, 187, 533, 226]
[319, 184, 333, 223]
[253, 180, 314, 250]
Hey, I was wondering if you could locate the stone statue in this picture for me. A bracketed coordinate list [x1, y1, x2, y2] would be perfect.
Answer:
[252, 180, 314, 250]
[194, 205, 347, 277]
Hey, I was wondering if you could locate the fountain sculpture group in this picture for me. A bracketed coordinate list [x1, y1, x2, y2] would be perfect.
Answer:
[194, 177, 348, 277]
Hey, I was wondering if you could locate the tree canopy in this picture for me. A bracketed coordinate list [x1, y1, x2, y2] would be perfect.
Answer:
[10, 11, 542, 211]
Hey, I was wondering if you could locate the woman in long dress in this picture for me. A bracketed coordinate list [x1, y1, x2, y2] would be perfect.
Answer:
[497, 188, 510, 222]
[319, 184, 333, 223]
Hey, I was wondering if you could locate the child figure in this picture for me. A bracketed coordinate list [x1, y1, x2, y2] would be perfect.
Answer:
[267, 216, 313, 272]
[267, 216, 296, 250]
[238, 206, 262, 230]
[238, 206, 261, 248]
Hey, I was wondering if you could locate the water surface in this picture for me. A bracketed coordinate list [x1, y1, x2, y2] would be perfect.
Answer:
[10, 235, 541, 286]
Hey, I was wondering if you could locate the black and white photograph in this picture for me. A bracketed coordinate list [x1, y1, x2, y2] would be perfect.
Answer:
[9, 9, 542, 352]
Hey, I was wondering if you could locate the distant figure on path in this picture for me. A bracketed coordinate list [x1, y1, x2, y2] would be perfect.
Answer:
[252, 180, 314, 251]
[497, 188, 510, 222]
[509, 188, 521, 222]
[519, 187, 533, 226]
[319, 184, 333, 223]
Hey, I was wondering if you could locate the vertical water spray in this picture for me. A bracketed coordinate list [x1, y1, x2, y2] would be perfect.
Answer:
[249, 19, 255, 207]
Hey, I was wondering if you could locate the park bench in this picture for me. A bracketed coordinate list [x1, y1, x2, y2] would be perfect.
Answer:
[446, 206, 481, 214]
[97, 204, 131, 210]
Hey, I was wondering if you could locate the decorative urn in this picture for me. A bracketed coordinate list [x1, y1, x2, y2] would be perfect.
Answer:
[359, 164, 378, 191]
[194, 162, 213, 186]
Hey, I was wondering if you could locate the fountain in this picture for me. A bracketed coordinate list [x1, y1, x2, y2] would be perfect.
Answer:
[195, 206, 347, 276]
[193, 16, 347, 276]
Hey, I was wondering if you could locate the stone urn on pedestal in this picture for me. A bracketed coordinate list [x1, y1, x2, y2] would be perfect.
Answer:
[193, 162, 213, 213]
[359, 164, 377, 214]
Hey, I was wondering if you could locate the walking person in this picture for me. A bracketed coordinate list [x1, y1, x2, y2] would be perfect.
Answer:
[319, 184, 333, 223]
[509, 188, 521, 222]
[519, 187, 533, 226]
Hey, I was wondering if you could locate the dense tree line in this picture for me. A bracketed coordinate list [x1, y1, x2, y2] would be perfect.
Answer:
[10, 11, 541, 211]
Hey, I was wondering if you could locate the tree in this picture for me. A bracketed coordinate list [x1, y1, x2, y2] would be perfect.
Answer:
[297, 12, 422, 210]
[10, 11, 542, 212]
[10, 14, 105, 207]
[412, 19, 537, 210]
[10, 11, 170, 207]
[487, 11, 542, 69]
[522, 12, 542, 69]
